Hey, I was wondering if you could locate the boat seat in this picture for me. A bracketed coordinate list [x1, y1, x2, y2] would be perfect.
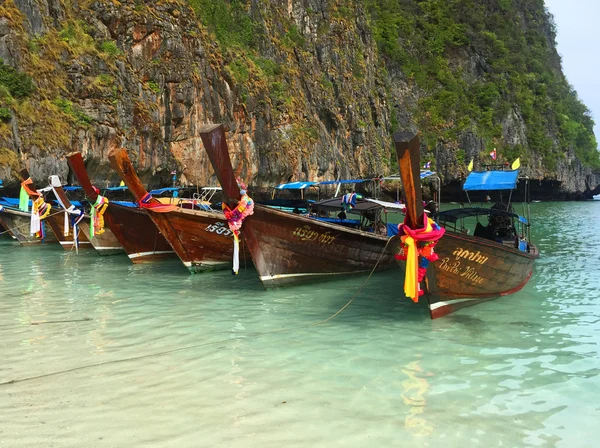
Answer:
[474, 222, 493, 240]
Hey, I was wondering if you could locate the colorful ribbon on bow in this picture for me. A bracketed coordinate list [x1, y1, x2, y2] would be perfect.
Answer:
[19, 178, 39, 212]
[223, 178, 254, 275]
[67, 206, 84, 252]
[31, 196, 51, 238]
[138, 192, 178, 213]
[90, 194, 109, 238]
[396, 214, 445, 302]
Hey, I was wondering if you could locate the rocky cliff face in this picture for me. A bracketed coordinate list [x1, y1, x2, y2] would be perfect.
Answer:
[0, 0, 599, 198]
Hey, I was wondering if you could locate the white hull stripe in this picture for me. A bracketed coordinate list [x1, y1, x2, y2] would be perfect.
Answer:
[429, 298, 477, 311]
[260, 270, 367, 282]
[59, 241, 92, 245]
[128, 250, 175, 259]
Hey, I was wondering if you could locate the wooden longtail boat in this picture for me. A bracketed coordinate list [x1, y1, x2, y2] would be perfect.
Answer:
[394, 132, 539, 319]
[49, 176, 123, 255]
[107, 147, 248, 272]
[17, 169, 79, 248]
[66, 152, 174, 262]
[200, 123, 398, 288]
[0, 206, 57, 245]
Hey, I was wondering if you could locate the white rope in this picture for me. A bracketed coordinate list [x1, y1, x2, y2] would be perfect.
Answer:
[47, 175, 82, 237]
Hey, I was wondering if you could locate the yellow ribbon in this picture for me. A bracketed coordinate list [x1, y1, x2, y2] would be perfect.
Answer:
[401, 218, 433, 302]
[33, 197, 51, 220]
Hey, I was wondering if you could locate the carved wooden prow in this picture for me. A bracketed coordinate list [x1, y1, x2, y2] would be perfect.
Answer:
[393, 131, 424, 230]
[107, 148, 157, 204]
[66, 152, 99, 203]
[199, 124, 241, 203]
[18, 168, 41, 197]
[48, 175, 74, 210]
[18, 168, 31, 183]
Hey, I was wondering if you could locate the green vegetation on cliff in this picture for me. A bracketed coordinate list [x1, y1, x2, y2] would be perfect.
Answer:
[364, 0, 599, 169]
[1, 0, 598, 192]
[189, 0, 598, 170]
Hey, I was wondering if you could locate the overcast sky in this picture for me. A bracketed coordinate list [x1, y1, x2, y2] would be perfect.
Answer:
[544, 0, 600, 141]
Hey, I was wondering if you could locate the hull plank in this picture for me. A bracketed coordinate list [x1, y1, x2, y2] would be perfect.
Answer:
[44, 213, 93, 251]
[244, 206, 397, 287]
[147, 207, 243, 271]
[0, 208, 57, 245]
[425, 232, 537, 318]
[106, 203, 174, 262]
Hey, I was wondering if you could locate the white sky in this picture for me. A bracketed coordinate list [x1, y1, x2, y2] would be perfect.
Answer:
[544, 0, 600, 141]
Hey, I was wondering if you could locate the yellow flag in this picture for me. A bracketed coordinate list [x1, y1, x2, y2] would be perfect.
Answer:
[467, 159, 473, 172]
[511, 158, 521, 170]
[119, 180, 125, 187]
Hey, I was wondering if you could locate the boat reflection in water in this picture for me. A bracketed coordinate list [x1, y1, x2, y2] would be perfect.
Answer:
[401, 358, 433, 437]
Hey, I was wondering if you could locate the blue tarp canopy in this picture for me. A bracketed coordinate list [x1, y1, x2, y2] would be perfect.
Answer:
[463, 170, 519, 191]
[63, 186, 82, 191]
[0, 197, 25, 207]
[275, 181, 319, 190]
[105, 186, 128, 191]
[149, 187, 180, 195]
[52, 200, 84, 208]
[111, 200, 137, 208]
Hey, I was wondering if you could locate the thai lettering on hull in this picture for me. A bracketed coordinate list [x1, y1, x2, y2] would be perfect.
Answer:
[293, 225, 336, 244]
[452, 247, 489, 265]
[439, 257, 485, 285]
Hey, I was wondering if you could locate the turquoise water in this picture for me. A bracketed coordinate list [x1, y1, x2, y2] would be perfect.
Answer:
[0, 202, 599, 447]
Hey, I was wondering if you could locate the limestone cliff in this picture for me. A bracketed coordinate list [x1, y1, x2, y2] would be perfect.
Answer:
[0, 0, 598, 198]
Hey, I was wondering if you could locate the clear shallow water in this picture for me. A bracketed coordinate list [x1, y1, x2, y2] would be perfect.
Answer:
[0, 202, 599, 447]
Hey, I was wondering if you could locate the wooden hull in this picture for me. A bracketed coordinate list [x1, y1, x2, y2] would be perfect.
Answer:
[65, 152, 171, 262]
[199, 123, 398, 287]
[137, 207, 248, 272]
[103, 203, 174, 262]
[0, 208, 57, 245]
[423, 232, 538, 318]
[0, 215, 15, 238]
[83, 222, 124, 255]
[239, 205, 398, 288]
[45, 213, 94, 251]
[106, 146, 249, 272]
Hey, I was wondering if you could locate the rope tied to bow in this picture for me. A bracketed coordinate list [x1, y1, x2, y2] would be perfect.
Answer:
[31, 196, 51, 239]
[223, 178, 254, 275]
[138, 192, 178, 213]
[396, 214, 445, 302]
[90, 189, 109, 238]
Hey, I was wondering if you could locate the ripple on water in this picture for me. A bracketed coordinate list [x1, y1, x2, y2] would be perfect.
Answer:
[1, 202, 599, 447]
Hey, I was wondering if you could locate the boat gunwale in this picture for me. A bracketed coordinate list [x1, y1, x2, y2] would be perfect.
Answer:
[443, 230, 539, 260]
[251, 203, 392, 242]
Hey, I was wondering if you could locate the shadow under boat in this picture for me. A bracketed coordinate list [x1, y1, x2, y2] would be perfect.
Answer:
[200, 123, 401, 288]
[393, 131, 539, 319]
